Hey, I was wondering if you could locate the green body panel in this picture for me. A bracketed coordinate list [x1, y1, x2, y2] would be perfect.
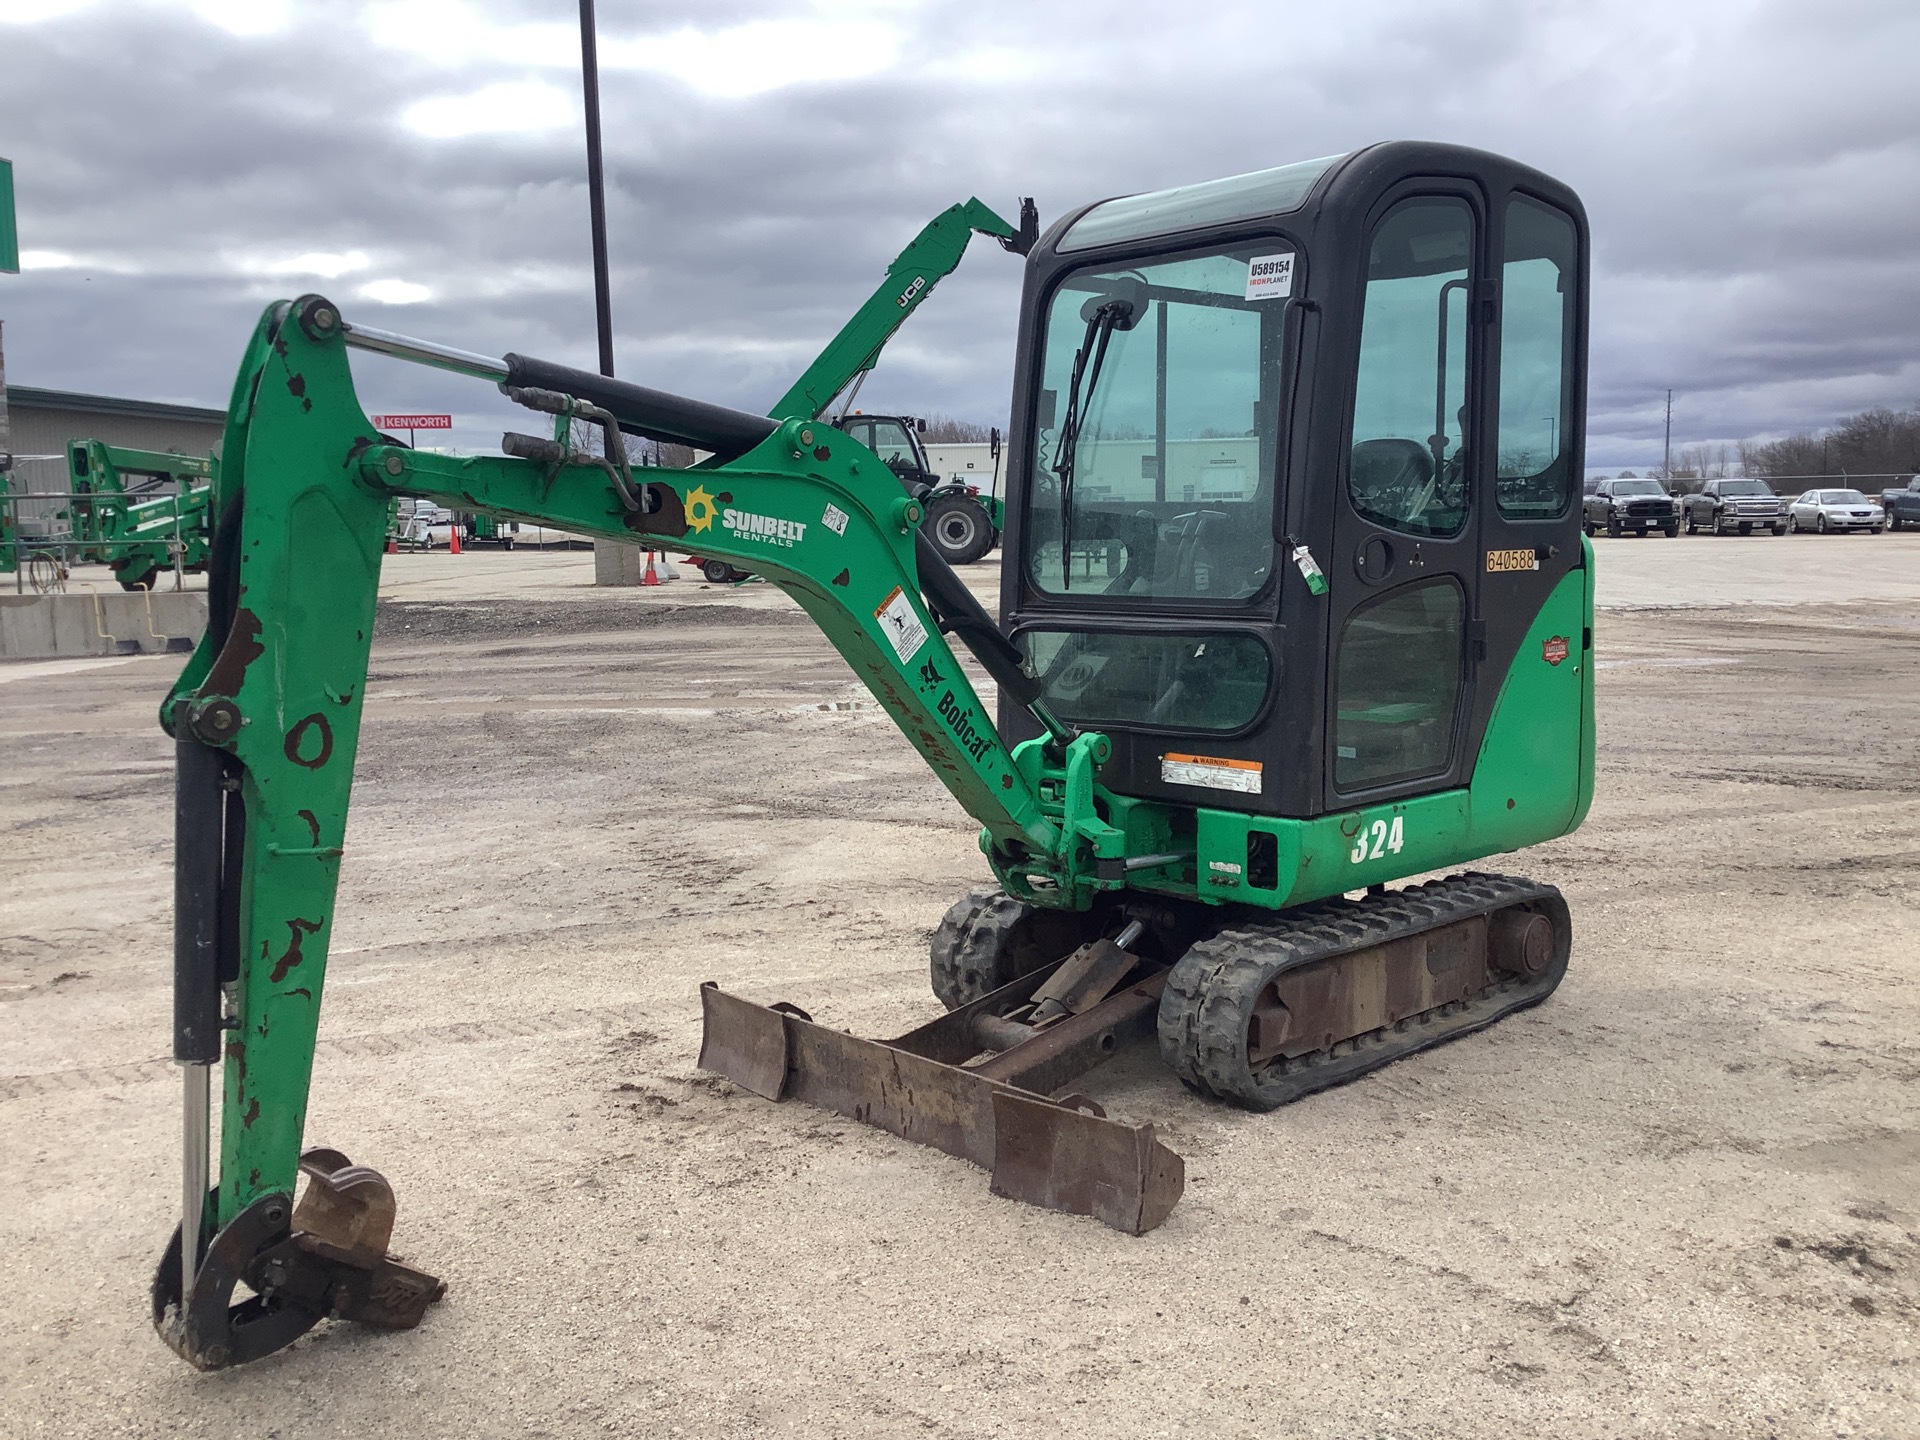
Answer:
[769, 199, 1017, 422]
[1049, 565, 1595, 912]
[1568, 536, 1600, 831]
[0, 156, 16, 274]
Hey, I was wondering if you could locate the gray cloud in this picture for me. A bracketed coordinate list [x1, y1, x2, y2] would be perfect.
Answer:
[3, 0, 1918, 470]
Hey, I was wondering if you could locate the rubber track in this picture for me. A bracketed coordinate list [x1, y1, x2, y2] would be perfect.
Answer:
[1158, 872, 1569, 1111]
[929, 887, 1028, 1010]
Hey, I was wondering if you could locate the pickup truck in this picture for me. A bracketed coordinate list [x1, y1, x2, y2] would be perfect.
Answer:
[1682, 477, 1787, 536]
[1878, 476, 1920, 530]
[1584, 478, 1679, 537]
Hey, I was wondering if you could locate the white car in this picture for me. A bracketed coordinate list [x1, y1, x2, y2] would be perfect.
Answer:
[1787, 489, 1884, 534]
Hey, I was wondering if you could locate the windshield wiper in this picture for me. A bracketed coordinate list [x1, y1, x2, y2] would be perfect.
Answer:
[1049, 294, 1138, 590]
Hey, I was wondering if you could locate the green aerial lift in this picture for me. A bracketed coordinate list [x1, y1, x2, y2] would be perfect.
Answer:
[152, 142, 1593, 1371]
[1, 441, 213, 589]
[65, 440, 215, 587]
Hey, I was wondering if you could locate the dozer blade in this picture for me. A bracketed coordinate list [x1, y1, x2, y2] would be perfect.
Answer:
[698, 966, 1185, 1235]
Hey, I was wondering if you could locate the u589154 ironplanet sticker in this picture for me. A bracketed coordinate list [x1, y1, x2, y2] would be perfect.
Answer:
[1245, 252, 1295, 301]
[874, 586, 928, 664]
[1161, 752, 1263, 794]
[821, 502, 849, 536]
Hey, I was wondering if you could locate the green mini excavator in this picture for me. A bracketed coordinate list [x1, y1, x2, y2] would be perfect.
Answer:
[152, 142, 1593, 1370]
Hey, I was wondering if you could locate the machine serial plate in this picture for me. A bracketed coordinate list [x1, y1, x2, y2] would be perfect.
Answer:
[1485, 548, 1540, 572]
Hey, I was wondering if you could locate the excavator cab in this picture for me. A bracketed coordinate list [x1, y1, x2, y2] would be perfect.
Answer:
[999, 141, 1590, 835]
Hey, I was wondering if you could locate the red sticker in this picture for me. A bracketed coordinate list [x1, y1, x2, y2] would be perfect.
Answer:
[1542, 635, 1571, 666]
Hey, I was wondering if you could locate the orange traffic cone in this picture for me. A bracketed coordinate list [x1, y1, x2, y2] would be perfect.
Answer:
[448, 524, 462, 555]
[385, 537, 396, 554]
[641, 549, 661, 586]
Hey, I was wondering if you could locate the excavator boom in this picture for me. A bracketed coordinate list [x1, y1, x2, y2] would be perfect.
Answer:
[153, 257, 1130, 1367]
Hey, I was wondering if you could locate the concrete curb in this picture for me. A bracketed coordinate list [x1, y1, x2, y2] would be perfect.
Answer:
[0, 590, 207, 659]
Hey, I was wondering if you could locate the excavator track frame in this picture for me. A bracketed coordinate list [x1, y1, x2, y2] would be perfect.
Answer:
[1158, 872, 1570, 1109]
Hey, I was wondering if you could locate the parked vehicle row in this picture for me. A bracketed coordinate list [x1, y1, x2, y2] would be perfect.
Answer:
[1583, 478, 1679, 537]
[1581, 476, 1914, 537]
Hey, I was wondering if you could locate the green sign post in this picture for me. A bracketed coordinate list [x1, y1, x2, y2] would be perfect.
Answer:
[0, 158, 17, 274]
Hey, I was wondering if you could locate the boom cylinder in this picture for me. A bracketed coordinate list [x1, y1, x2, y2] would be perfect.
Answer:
[173, 713, 224, 1065]
[173, 705, 225, 1293]
[502, 353, 779, 461]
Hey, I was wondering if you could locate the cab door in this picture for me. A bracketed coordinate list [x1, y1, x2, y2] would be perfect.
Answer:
[1323, 185, 1487, 807]
[1469, 192, 1586, 827]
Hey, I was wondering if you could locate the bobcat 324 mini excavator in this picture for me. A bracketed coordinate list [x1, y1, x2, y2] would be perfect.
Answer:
[152, 142, 1593, 1369]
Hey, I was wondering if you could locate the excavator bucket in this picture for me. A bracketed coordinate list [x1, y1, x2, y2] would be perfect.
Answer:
[697, 955, 1185, 1235]
[151, 1150, 443, 1370]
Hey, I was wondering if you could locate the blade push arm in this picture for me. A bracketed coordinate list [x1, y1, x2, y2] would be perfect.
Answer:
[769, 197, 1037, 423]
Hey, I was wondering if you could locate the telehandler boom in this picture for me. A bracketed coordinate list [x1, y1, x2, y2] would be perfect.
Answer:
[154, 145, 1593, 1371]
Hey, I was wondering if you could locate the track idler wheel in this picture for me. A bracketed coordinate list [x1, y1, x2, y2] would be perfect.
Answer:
[151, 1149, 444, 1370]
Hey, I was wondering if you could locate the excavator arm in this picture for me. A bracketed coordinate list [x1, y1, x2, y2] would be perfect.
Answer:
[152, 286, 1127, 1368]
[768, 197, 1037, 422]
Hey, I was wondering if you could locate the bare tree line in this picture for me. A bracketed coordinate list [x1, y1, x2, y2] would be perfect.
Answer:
[1634, 404, 1920, 487]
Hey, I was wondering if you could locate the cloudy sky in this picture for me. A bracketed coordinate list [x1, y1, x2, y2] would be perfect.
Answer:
[3, 0, 1918, 471]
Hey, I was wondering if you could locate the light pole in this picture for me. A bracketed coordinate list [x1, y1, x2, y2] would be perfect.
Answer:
[579, 0, 615, 380]
[1662, 388, 1672, 482]
[579, 1, 637, 586]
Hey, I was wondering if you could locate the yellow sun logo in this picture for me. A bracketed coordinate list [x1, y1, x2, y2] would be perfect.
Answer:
[684, 484, 717, 533]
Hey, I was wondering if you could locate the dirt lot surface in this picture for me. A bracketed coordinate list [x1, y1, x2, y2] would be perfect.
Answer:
[4, 536, 1919, 1438]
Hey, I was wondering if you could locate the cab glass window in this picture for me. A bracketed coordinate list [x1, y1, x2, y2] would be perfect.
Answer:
[866, 420, 918, 469]
[1334, 580, 1465, 789]
[1026, 244, 1288, 602]
[1019, 629, 1270, 733]
[1496, 197, 1578, 519]
[1347, 199, 1475, 538]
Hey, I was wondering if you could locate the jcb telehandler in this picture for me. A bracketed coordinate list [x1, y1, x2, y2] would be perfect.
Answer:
[152, 142, 1592, 1370]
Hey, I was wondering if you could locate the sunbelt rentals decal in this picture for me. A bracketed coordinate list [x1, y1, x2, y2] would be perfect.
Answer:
[683, 484, 806, 549]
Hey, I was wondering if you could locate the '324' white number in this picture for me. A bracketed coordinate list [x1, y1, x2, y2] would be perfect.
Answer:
[1348, 816, 1405, 864]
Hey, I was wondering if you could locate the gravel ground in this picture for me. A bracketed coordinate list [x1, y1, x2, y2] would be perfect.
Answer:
[3, 549, 1918, 1439]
